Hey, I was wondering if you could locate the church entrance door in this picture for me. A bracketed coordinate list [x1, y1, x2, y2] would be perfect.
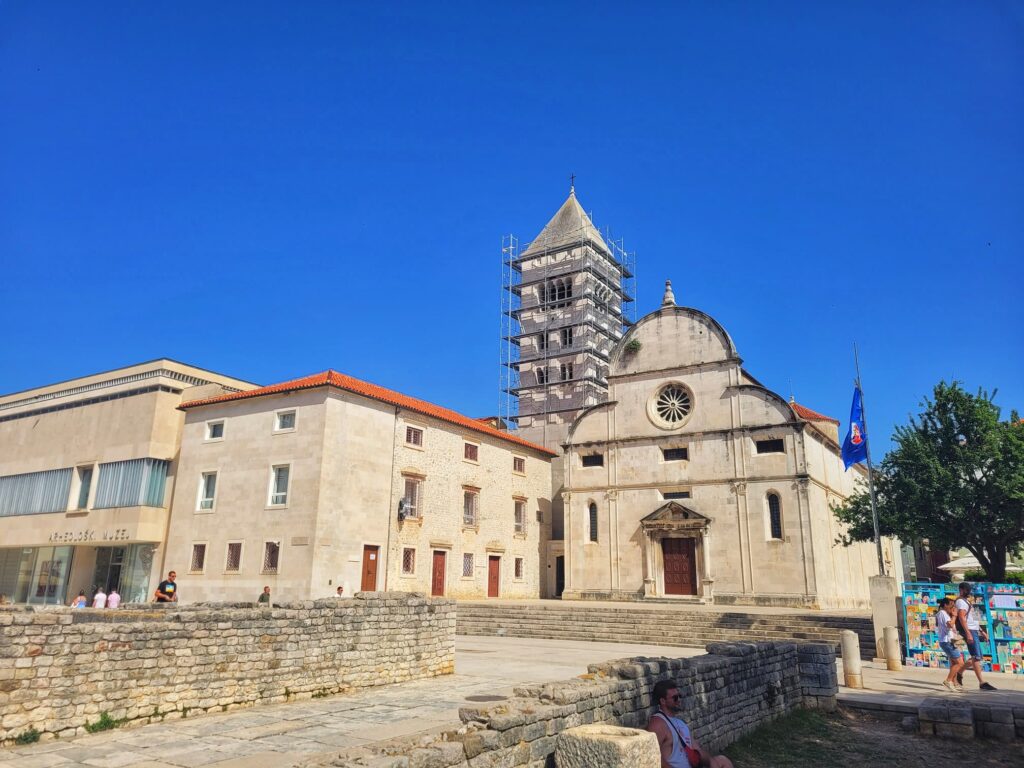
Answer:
[662, 538, 697, 596]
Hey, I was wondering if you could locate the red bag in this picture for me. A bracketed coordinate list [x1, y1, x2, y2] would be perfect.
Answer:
[684, 745, 702, 768]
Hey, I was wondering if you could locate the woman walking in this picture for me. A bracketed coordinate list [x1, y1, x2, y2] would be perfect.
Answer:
[937, 598, 965, 692]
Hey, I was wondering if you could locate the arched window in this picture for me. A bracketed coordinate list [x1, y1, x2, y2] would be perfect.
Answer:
[588, 502, 598, 542]
[767, 493, 783, 540]
[536, 368, 548, 385]
[537, 283, 547, 305]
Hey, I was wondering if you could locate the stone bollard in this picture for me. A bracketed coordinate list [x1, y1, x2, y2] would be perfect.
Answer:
[555, 724, 660, 767]
[840, 629, 863, 689]
[882, 626, 903, 671]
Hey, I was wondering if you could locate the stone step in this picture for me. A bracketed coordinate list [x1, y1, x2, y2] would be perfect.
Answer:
[456, 604, 876, 658]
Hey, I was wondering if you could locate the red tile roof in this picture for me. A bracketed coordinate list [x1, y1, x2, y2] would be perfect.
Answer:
[791, 401, 840, 425]
[180, 370, 557, 457]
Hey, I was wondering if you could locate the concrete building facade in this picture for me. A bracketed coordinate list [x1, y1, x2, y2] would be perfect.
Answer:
[166, 370, 554, 603]
[558, 283, 901, 609]
[0, 360, 255, 606]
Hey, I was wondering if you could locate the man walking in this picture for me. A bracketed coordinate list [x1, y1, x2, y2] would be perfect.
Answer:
[955, 582, 996, 690]
[647, 680, 733, 768]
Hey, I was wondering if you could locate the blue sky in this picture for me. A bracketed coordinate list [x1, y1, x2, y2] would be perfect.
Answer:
[1, 2, 1021, 452]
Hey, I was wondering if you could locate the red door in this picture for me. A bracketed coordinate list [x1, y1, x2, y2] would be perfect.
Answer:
[487, 556, 500, 598]
[360, 545, 379, 592]
[662, 538, 697, 595]
[431, 551, 446, 597]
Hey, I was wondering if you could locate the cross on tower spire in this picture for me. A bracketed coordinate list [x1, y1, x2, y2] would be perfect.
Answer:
[569, 173, 576, 195]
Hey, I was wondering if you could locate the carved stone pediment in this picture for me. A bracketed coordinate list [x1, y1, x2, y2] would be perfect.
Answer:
[640, 502, 711, 532]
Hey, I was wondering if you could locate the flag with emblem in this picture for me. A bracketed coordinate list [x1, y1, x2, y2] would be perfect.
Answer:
[842, 387, 868, 469]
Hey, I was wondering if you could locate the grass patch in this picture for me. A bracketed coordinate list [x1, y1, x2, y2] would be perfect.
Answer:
[84, 712, 124, 734]
[14, 726, 40, 745]
[723, 708, 1019, 768]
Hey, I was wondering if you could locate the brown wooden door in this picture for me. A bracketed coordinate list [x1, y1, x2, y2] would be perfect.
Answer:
[431, 551, 446, 597]
[662, 538, 697, 595]
[487, 556, 500, 598]
[360, 545, 379, 592]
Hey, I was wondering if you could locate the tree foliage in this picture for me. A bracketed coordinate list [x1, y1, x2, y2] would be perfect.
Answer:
[832, 382, 1024, 581]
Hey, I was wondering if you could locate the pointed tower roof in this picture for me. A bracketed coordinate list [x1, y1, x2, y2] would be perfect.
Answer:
[521, 191, 611, 257]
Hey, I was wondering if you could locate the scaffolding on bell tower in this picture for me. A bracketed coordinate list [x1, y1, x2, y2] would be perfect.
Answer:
[499, 191, 636, 450]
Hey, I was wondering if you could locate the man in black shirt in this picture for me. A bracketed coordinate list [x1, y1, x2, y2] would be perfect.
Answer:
[154, 571, 178, 602]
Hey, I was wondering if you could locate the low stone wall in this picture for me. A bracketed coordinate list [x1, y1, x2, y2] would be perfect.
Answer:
[917, 697, 1024, 742]
[0, 592, 455, 745]
[307, 641, 838, 767]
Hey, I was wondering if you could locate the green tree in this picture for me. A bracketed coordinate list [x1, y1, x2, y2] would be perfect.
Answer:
[833, 382, 1024, 582]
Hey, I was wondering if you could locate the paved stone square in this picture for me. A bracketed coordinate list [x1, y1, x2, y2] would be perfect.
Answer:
[4, 637, 1022, 768]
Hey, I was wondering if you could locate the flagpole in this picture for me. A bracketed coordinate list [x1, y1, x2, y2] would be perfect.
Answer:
[854, 343, 886, 576]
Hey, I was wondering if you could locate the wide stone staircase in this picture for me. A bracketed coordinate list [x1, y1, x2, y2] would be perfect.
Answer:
[457, 601, 876, 659]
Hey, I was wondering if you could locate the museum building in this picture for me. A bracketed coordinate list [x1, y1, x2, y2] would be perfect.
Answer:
[0, 360, 256, 605]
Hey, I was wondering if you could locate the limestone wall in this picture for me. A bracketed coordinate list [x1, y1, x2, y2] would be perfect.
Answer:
[310, 641, 838, 767]
[0, 592, 455, 745]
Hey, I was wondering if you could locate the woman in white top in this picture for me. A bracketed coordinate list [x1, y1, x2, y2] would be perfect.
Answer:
[936, 598, 965, 692]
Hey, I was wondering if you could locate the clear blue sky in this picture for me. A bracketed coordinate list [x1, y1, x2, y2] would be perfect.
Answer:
[2, 2, 1021, 453]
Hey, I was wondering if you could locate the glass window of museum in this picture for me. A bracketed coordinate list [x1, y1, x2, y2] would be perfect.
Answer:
[0, 458, 169, 605]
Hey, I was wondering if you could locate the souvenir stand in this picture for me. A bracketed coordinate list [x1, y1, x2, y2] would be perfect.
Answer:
[902, 581, 1024, 675]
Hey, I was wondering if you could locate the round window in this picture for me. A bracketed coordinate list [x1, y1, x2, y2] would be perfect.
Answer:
[648, 383, 693, 429]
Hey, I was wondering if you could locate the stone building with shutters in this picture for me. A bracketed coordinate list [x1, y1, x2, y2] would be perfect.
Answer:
[559, 282, 901, 609]
[165, 370, 553, 603]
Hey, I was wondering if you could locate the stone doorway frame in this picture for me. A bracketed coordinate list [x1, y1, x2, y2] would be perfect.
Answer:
[639, 502, 712, 601]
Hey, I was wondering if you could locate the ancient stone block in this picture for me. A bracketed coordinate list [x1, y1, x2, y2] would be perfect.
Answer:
[554, 724, 660, 768]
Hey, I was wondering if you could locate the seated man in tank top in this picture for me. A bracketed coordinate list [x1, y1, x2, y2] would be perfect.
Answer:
[647, 680, 734, 768]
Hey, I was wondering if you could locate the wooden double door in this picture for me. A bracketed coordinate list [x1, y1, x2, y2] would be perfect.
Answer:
[662, 538, 698, 596]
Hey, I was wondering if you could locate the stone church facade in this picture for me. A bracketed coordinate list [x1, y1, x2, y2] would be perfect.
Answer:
[558, 282, 900, 610]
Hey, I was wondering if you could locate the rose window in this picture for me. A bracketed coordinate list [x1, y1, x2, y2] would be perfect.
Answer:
[655, 386, 692, 424]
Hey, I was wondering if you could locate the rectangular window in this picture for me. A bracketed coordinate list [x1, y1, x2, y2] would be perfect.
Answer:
[560, 327, 573, 347]
[403, 477, 422, 518]
[198, 472, 217, 510]
[582, 453, 604, 468]
[190, 543, 207, 573]
[513, 456, 526, 474]
[225, 542, 242, 572]
[662, 447, 688, 462]
[538, 333, 549, 351]
[514, 499, 526, 534]
[756, 439, 785, 454]
[463, 489, 479, 526]
[94, 459, 169, 509]
[76, 466, 93, 510]
[406, 426, 423, 446]
[462, 553, 474, 578]
[514, 557, 524, 580]
[662, 491, 691, 500]
[560, 363, 573, 381]
[275, 411, 296, 431]
[464, 443, 479, 462]
[0, 468, 73, 517]
[269, 465, 290, 506]
[402, 547, 416, 575]
[262, 541, 280, 574]
[206, 421, 224, 440]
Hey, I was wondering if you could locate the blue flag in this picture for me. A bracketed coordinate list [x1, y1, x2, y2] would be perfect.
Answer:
[842, 387, 868, 469]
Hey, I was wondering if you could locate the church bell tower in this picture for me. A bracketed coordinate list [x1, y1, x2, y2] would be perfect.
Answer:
[500, 186, 635, 451]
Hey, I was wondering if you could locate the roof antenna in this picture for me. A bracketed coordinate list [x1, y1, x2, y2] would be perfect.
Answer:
[569, 173, 575, 196]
